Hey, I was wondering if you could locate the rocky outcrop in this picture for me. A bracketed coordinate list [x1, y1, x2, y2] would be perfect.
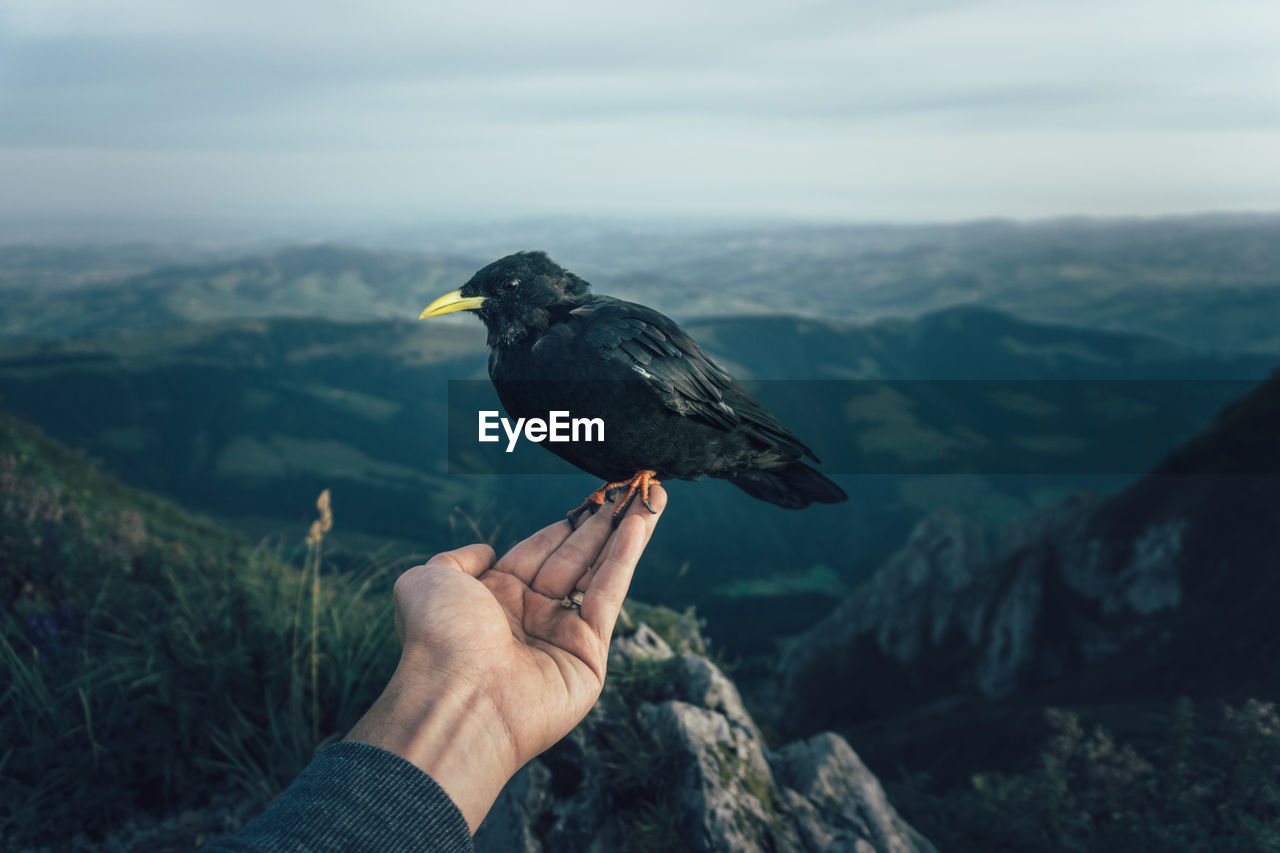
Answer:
[777, 374, 1280, 736]
[777, 496, 1187, 724]
[476, 611, 934, 853]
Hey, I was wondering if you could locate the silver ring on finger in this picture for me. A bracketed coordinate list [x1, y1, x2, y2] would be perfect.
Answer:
[559, 590, 585, 610]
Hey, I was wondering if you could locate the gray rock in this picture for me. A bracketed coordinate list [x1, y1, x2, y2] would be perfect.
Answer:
[778, 495, 1192, 731]
[617, 602, 709, 657]
[609, 621, 675, 667]
[637, 699, 799, 852]
[476, 622, 935, 853]
[673, 653, 761, 737]
[769, 733, 936, 853]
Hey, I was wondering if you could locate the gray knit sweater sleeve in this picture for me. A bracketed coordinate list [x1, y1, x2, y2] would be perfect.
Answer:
[204, 741, 474, 852]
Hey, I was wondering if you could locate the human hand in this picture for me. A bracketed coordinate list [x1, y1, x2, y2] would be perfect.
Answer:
[344, 486, 667, 831]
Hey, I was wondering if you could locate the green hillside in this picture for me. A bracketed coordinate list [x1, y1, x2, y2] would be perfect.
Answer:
[0, 412, 403, 844]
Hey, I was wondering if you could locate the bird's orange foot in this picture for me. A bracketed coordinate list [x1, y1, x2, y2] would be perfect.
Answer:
[566, 470, 662, 529]
[566, 484, 610, 529]
[605, 469, 661, 527]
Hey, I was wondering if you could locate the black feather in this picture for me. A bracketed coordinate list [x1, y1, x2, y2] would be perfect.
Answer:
[450, 251, 848, 510]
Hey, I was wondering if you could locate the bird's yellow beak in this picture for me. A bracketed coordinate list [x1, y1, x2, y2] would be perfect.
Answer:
[419, 290, 487, 319]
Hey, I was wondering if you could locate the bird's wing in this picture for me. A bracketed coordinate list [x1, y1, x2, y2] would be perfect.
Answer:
[569, 298, 817, 461]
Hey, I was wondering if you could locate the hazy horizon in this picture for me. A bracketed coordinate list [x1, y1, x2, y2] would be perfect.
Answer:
[3, 208, 1280, 250]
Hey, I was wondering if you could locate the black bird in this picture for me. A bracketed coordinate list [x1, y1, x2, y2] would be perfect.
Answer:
[420, 251, 847, 526]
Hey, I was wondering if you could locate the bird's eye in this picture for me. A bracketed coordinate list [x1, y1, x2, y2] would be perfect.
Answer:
[504, 278, 520, 292]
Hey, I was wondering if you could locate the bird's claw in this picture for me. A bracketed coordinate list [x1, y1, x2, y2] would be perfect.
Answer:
[610, 497, 657, 528]
[565, 488, 608, 529]
[565, 504, 594, 530]
[569, 470, 660, 529]
[609, 469, 661, 526]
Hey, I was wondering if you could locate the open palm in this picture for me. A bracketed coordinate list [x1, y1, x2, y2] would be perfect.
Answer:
[390, 486, 667, 765]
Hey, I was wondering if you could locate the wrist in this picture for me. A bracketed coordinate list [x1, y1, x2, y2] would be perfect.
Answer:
[344, 660, 521, 832]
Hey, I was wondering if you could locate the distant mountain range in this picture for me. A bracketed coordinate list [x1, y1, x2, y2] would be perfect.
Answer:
[5, 214, 1280, 351]
[0, 246, 481, 340]
[0, 306, 1272, 654]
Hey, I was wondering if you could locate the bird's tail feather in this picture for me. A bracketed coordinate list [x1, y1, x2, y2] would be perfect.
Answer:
[728, 462, 848, 509]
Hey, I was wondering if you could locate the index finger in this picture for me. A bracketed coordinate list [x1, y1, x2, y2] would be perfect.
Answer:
[580, 485, 666, 641]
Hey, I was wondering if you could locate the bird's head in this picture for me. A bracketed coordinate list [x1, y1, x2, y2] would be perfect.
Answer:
[419, 250, 590, 347]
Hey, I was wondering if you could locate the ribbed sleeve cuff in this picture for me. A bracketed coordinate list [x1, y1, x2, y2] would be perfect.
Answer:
[205, 741, 473, 853]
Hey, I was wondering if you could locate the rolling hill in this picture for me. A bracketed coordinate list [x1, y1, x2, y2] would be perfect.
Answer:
[0, 307, 1271, 654]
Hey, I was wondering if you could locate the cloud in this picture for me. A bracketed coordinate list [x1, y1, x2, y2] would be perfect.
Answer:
[1, 0, 1278, 225]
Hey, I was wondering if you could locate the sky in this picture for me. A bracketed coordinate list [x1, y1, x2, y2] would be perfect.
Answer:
[2, 0, 1279, 237]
